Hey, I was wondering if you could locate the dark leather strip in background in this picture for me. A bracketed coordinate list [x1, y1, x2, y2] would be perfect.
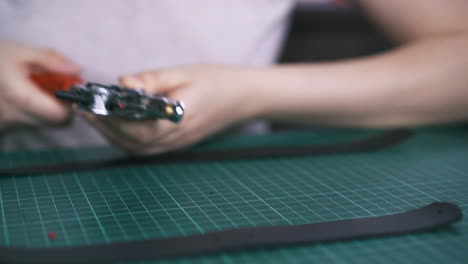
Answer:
[0, 129, 412, 176]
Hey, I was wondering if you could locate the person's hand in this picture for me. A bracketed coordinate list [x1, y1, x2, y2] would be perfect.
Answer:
[0, 39, 80, 132]
[85, 65, 264, 155]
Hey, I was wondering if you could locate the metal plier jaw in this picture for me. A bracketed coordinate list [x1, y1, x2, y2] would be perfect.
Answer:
[56, 82, 184, 122]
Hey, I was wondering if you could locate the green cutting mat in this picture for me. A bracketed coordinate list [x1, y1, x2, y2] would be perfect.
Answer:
[0, 128, 467, 263]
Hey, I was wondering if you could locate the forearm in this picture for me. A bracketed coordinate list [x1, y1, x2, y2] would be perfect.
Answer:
[251, 33, 468, 127]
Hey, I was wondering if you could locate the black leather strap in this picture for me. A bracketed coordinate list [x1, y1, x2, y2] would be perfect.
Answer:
[0, 202, 461, 264]
[0, 129, 412, 176]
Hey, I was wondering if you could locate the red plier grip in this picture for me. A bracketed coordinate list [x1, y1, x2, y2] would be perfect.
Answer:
[30, 71, 83, 94]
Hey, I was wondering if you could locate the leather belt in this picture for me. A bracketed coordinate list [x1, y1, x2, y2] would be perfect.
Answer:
[0, 129, 412, 176]
[0, 202, 461, 264]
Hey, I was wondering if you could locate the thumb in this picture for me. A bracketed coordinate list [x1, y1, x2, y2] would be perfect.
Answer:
[28, 48, 81, 74]
[119, 69, 190, 94]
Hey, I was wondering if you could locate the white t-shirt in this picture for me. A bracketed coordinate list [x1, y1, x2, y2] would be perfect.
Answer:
[0, 0, 294, 150]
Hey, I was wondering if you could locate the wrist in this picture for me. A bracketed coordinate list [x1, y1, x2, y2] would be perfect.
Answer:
[235, 65, 278, 120]
[237, 64, 328, 123]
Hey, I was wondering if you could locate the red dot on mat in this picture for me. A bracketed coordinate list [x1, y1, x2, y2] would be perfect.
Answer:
[48, 231, 57, 240]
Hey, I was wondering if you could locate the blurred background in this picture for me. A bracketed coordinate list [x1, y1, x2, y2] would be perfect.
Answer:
[280, 0, 391, 63]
